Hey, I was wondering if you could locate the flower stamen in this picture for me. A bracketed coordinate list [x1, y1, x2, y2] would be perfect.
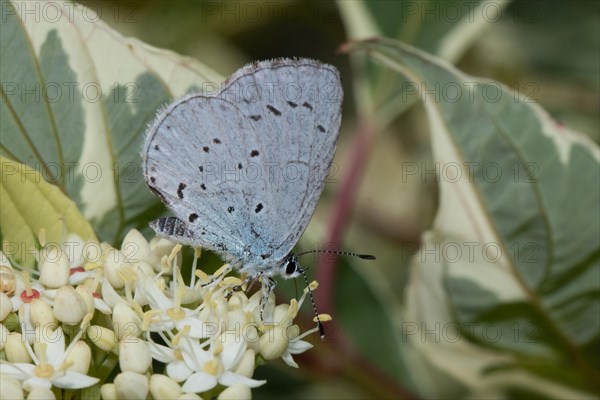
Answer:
[33, 343, 55, 378]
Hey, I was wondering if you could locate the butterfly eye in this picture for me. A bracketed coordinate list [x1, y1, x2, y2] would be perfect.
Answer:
[285, 259, 297, 275]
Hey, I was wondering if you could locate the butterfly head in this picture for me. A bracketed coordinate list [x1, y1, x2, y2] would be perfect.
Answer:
[281, 254, 302, 279]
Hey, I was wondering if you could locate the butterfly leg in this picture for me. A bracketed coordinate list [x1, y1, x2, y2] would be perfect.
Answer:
[259, 275, 277, 323]
[224, 274, 258, 299]
[200, 259, 239, 288]
[230, 274, 256, 292]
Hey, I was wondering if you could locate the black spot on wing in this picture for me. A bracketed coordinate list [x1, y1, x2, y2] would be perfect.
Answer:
[255, 203, 263, 213]
[213, 138, 221, 144]
[216, 243, 228, 251]
[201, 184, 207, 190]
[287, 101, 298, 108]
[238, 163, 243, 169]
[250, 150, 259, 157]
[227, 206, 234, 213]
[150, 177, 156, 183]
[199, 166, 203, 172]
[250, 115, 261, 121]
[317, 125, 326, 133]
[266, 105, 281, 116]
[189, 213, 198, 222]
[154, 145, 160, 151]
[177, 183, 186, 199]
[203, 146, 209, 153]
[302, 102, 313, 111]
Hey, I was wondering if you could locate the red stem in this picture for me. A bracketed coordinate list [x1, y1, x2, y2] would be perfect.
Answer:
[316, 116, 374, 314]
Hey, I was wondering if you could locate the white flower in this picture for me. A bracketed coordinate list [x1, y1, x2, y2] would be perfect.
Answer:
[146, 330, 197, 383]
[0, 327, 99, 391]
[259, 291, 319, 368]
[10, 271, 56, 311]
[279, 331, 314, 368]
[143, 278, 212, 339]
[175, 333, 266, 394]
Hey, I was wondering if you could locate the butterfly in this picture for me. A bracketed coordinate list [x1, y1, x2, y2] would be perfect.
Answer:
[143, 59, 373, 336]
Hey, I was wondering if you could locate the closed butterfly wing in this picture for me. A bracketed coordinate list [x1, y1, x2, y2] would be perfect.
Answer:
[143, 59, 342, 273]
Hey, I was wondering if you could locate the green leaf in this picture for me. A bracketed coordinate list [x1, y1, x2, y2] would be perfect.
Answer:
[336, 0, 505, 126]
[1, 0, 222, 245]
[334, 257, 408, 385]
[349, 38, 600, 398]
[0, 157, 96, 268]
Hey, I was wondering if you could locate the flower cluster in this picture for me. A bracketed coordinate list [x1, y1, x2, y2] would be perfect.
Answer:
[0, 229, 324, 399]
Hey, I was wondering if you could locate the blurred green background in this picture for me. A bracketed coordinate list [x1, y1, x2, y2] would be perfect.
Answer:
[16, 0, 597, 398]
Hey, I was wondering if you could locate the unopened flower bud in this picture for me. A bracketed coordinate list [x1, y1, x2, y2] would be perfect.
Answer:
[76, 285, 96, 314]
[104, 248, 129, 289]
[87, 325, 117, 352]
[0, 264, 16, 295]
[218, 384, 251, 400]
[227, 309, 248, 330]
[39, 246, 70, 288]
[64, 233, 87, 268]
[228, 292, 248, 310]
[30, 298, 57, 330]
[27, 388, 56, 400]
[259, 325, 289, 360]
[149, 237, 180, 271]
[5, 332, 32, 362]
[0, 292, 12, 321]
[114, 371, 149, 400]
[0, 374, 24, 400]
[65, 341, 92, 374]
[122, 229, 152, 263]
[251, 292, 274, 323]
[100, 384, 118, 400]
[234, 349, 256, 378]
[53, 286, 87, 324]
[273, 303, 290, 324]
[244, 325, 260, 353]
[112, 302, 142, 340]
[149, 374, 183, 399]
[137, 260, 155, 278]
[119, 338, 151, 373]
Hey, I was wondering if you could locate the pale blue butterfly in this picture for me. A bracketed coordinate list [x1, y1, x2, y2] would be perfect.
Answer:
[143, 59, 373, 336]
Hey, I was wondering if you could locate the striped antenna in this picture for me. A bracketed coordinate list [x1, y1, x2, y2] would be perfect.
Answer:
[296, 249, 375, 339]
